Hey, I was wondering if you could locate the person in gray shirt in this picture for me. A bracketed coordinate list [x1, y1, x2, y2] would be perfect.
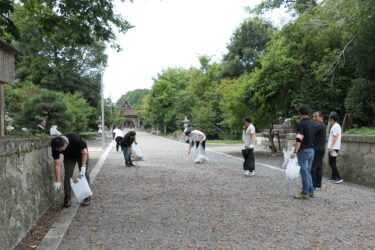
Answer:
[311, 111, 326, 189]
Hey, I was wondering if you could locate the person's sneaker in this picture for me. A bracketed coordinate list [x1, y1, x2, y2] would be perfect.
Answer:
[244, 170, 250, 176]
[249, 171, 255, 176]
[63, 196, 71, 208]
[333, 179, 343, 184]
[130, 164, 136, 167]
[125, 164, 131, 168]
[293, 194, 310, 200]
[309, 192, 314, 198]
[81, 196, 91, 206]
[315, 187, 322, 191]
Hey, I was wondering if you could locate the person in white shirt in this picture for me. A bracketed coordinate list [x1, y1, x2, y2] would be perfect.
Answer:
[112, 127, 124, 152]
[327, 112, 343, 184]
[242, 117, 256, 176]
[185, 129, 206, 155]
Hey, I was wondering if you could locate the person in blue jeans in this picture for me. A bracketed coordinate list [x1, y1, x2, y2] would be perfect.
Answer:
[291, 105, 315, 199]
[120, 131, 137, 167]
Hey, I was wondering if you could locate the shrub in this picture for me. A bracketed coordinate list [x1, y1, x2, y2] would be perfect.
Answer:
[22, 90, 74, 132]
[345, 78, 375, 126]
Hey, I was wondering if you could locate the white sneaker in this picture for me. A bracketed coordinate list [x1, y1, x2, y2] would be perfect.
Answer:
[244, 170, 250, 176]
[333, 179, 343, 184]
[250, 171, 255, 176]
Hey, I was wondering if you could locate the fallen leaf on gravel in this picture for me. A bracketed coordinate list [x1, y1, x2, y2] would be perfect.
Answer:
[90, 227, 97, 232]
[29, 245, 37, 249]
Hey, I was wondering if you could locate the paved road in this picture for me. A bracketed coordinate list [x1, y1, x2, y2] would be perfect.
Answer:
[57, 132, 375, 249]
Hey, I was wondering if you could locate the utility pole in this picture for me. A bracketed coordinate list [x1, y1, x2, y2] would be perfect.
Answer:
[101, 64, 105, 148]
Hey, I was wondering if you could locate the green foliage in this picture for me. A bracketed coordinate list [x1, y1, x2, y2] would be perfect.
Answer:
[79, 132, 98, 140]
[250, 0, 317, 14]
[220, 17, 275, 78]
[345, 79, 375, 126]
[345, 127, 375, 136]
[0, 0, 18, 41]
[12, 5, 105, 106]
[5, 83, 42, 125]
[116, 89, 150, 109]
[22, 90, 73, 132]
[63, 93, 97, 132]
[140, 0, 375, 140]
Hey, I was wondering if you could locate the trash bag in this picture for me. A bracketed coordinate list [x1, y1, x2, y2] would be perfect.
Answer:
[194, 144, 209, 164]
[50, 125, 62, 137]
[282, 148, 292, 168]
[132, 144, 144, 161]
[285, 157, 300, 181]
[70, 176, 92, 202]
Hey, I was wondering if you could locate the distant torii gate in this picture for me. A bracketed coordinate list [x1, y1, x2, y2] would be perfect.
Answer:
[0, 40, 16, 137]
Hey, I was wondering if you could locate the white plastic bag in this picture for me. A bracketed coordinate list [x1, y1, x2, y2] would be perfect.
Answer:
[70, 176, 92, 202]
[50, 125, 62, 136]
[132, 144, 144, 161]
[194, 144, 209, 164]
[282, 148, 292, 169]
[285, 157, 300, 181]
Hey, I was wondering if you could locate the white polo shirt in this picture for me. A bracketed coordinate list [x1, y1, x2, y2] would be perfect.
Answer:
[190, 130, 206, 142]
[113, 128, 124, 138]
[328, 123, 342, 150]
[243, 124, 256, 148]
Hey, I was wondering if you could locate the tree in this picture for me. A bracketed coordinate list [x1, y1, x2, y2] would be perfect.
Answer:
[22, 90, 73, 132]
[250, 0, 317, 15]
[19, 0, 132, 50]
[12, 5, 105, 106]
[0, 0, 18, 41]
[63, 93, 96, 132]
[220, 17, 275, 78]
[345, 79, 375, 126]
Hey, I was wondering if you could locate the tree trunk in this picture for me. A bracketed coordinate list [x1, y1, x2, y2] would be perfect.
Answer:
[262, 124, 277, 153]
[342, 113, 353, 132]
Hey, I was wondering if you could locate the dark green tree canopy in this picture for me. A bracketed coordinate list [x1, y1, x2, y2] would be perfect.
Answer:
[220, 17, 275, 78]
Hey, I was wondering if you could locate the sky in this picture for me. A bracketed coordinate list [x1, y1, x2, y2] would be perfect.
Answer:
[103, 0, 283, 102]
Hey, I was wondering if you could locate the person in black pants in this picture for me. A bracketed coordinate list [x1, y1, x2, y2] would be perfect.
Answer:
[112, 126, 124, 152]
[242, 117, 256, 176]
[121, 131, 137, 167]
[51, 134, 91, 208]
[311, 111, 326, 189]
[327, 112, 343, 184]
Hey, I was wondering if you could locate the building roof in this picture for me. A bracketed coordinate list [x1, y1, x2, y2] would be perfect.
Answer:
[121, 100, 138, 118]
[0, 40, 16, 53]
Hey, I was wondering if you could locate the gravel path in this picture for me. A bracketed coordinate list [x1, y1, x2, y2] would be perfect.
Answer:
[57, 132, 375, 250]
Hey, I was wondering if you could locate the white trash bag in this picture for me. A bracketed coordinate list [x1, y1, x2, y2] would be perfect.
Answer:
[194, 144, 209, 164]
[282, 148, 292, 168]
[70, 176, 92, 202]
[285, 157, 300, 181]
[50, 125, 62, 137]
[132, 144, 144, 161]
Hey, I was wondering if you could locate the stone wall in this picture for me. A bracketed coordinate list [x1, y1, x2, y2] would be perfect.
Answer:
[0, 138, 59, 249]
[287, 133, 375, 188]
[336, 135, 375, 187]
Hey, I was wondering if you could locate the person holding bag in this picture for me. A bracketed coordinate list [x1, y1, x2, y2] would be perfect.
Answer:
[121, 131, 137, 167]
[185, 129, 206, 155]
[51, 134, 91, 208]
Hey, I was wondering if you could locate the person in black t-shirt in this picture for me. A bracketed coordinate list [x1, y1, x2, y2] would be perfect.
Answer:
[120, 131, 137, 167]
[311, 111, 326, 189]
[51, 134, 91, 208]
[291, 105, 315, 199]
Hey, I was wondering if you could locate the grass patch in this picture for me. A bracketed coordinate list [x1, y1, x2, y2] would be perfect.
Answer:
[345, 127, 375, 135]
[208, 139, 243, 144]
